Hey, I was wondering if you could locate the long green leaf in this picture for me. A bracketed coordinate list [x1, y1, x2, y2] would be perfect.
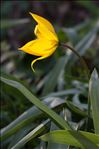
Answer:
[89, 69, 99, 134]
[8, 124, 34, 149]
[0, 76, 71, 132]
[43, 88, 81, 98]
[1, 71, 66, 141]
[1, 97, 65, 141]
[65, 100, 87, 117]
[47, 122, 67, 149]
[40, 130, 99, 149]
[11, 119, 50, 149]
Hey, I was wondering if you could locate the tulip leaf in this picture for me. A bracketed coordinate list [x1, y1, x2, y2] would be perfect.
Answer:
[44, 88, 81, 98]
[65, 100, 87, 117]
[0, 76, 71, 132]
[0, 73, 67, 141]
[1, 96, 65, 141]
[89, 69, 99, 134]
[40, 130, 99, 149]
[9, 119, 50, 149]
[8, 124, 34, 149]
[47, 122, 67, 149]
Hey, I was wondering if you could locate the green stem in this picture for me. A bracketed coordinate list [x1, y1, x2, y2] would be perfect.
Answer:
[60, 43, 91, 130]
[60, 43, 90, 80]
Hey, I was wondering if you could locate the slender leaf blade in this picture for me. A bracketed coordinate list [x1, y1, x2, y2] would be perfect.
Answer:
[11, 119, 50, 149]
[40, 130, 99, 149]
[0, 76, 70, 132]
[89, 69, 99, 134]
[1, 97, 65, 141]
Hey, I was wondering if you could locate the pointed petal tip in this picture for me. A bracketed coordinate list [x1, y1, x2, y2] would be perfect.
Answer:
[29, 12, 37, 18]
[31, 56, 48, 72]
[29, 12, 39, 23]
[31, 60, 36, 73]
[31, 66, 35, 73]
[29, 12, 32, 16]
[18, 46, 25, 51]
[18, 48, 22, 51]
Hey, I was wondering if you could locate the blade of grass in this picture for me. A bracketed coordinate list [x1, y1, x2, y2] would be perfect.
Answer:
[8, 124, 34, 149]
[1, 97, 65, 141]
[10, 119, 50, 149]
[43, 88, 81, 98]
[40, 130, 99, 149]
[0, 76, 71, 132]
[65, 100, 87, 117]
[89, 69, 99, 134]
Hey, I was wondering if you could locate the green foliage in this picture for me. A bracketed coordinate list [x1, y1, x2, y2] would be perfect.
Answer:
[89, 69, 99, 134]
[1, 1, 99, 149]
[40, 130, 99, 149]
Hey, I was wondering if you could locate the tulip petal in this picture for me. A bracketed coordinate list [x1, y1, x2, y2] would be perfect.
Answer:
[31, 42, 57, 72]
[31, 55, 48, 72]
[19, 13, 59, 72]
[29, 12, 58, 41]
[30, 12, 55, 34]
[19, 39, 57, 56]
[34, 25, 44, 39]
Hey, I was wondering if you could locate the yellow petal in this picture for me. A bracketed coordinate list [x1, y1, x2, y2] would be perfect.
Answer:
[29, 12, 58, 41]
[30, 12, 55, 34]
[34, 25, 44, 39]
[31, 43, 58, 72]
[31, 55, 48, 72]
[19, 38, 58, 56]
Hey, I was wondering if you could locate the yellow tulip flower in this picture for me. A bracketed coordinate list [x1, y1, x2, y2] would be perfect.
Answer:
[19, 12, 59, 72]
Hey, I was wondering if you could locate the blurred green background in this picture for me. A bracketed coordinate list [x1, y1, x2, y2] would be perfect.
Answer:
[1, 0, 99, 148]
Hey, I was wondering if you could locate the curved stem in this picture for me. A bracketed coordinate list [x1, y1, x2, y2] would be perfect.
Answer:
[60, 43, 91, 131]
[60, 43, 90, 80]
